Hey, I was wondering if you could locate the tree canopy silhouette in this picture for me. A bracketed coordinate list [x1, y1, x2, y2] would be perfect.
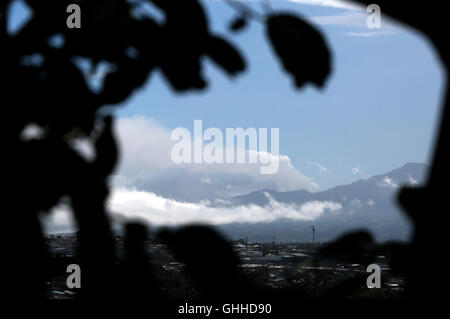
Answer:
[1, 0, 449, 309]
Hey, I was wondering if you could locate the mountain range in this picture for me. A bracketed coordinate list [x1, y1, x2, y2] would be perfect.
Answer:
[217, 163, 427, 243]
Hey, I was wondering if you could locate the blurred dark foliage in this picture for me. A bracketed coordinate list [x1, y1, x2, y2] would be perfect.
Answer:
[266, 13, 330, 88]
[228, 15, 247, 33]
[0, 0, 448, 310]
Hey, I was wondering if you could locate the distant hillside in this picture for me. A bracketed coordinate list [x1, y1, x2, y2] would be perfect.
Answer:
[218, 163, 428, 242]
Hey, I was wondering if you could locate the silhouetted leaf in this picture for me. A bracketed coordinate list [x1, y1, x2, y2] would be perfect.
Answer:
[318, 231, 374, 264]
[159, 42, 207, 91]
[150, 0, 208, 34]
[93, 116, 118, 177]
[152, 0, 209, 91]
[229, 16, 248, 32]
[206, 36, 246, 76]
[266, 13, 331, 88]
[101, 58, 154, 105]
[372, 242, 410, 275]
[158, 225, 247, 298]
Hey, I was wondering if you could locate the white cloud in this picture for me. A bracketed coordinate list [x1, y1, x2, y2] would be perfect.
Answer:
[41, 202, 76, 234]
[20, 123, 45, 141]
[289, 0, 362, 10]
[378, 176, 398, 188]
[310, 11, 367, 28]
[306, 5, 402, 35]
[351, 166, 361, 175]
[344, 30, 395, 37]
[201, 177, 212, 184]
[408, 176, 419, 185]
[108, 189, 342, 226]
[307, 160, 328, 172]
[42, 189, 342, 232]
[113, 116, 319, 201]
[350, 198, 362, 207]
[366, 198, 375, 206]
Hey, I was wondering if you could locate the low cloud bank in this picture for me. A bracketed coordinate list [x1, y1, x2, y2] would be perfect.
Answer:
[42, 188, 342, 233]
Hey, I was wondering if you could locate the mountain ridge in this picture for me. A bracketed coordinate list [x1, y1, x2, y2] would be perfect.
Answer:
[232, 162, 427, 205]
[218, 163, 428, 243]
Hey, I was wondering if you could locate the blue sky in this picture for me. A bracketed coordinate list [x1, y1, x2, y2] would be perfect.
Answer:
[111, 0, 444, 190]
[10, 0, 444, 192]
[9, 0, 445, 233]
